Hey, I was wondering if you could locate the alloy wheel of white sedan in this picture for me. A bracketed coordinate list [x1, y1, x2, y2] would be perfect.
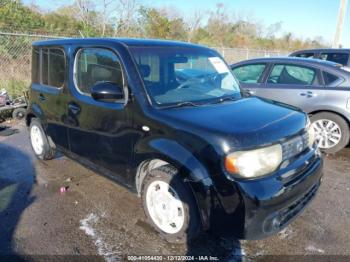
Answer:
[310, 112, 350, 154]
[312, 119, 342, 149]
[145, 180, 185, 234]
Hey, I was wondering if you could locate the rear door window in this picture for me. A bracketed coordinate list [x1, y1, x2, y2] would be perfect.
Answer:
[41, 48, 66, 88]
[320, 53, 349, 65]
[267, 64, 316, 85]
[232, 64, 266, 83]
[49, 49, 66, 87]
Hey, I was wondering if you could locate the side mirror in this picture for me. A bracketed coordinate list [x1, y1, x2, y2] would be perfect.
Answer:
[242, 88, 254, 97]
[91, 82, 124, 103]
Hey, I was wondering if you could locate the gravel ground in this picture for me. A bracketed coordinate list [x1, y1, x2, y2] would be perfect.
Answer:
[0, 120, 349, 261]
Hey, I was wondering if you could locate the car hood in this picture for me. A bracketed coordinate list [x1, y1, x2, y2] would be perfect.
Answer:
[155, 97, 307, 149]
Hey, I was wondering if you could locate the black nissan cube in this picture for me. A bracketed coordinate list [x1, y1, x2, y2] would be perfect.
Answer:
[26, 38, 323, 243]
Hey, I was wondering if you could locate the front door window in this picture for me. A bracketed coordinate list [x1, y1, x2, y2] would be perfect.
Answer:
[75, 48, 124, 96]
[232, 64, 266, 83]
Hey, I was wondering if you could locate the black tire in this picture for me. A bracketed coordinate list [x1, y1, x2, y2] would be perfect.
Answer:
[310, 112, 350, 154]
[12, 108, 26, 120]
[141, 165, 202, 243]
[29, 118, 55, 160]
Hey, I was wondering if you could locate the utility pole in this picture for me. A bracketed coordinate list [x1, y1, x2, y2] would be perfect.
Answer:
[333, 0, 348, 48]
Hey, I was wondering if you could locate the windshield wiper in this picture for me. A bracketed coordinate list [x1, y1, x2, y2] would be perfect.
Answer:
[159, 101, 202, 109]
[209, 96, 238, 105]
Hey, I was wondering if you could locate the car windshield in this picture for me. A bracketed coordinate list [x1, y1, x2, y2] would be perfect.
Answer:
[130, 46, 241, 107]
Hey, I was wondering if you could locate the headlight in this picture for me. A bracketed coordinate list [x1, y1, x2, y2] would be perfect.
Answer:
[224, 144, 282, 178]
[306, 116, 316, 148]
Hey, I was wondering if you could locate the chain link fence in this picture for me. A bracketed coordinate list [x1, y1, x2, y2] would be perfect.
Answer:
[215, 47, 288, 64]
[0, 31, 288, 97]
[0, 32, 65, 97]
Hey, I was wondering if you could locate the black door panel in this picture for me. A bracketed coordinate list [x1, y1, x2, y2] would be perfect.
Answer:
[66, 46, 133, 182]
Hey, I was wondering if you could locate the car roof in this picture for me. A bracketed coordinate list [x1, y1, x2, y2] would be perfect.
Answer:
[290, 48, 350, 54]
[231, 56, 343, 70]
[32, 37, 206, 49]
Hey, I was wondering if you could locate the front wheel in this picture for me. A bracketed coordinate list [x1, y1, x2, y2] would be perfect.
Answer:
[141, 165, 202, 243]
[310, 112, 350, 154]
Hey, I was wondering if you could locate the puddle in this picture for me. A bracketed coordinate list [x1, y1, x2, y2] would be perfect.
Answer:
[0, 126, 19, 136]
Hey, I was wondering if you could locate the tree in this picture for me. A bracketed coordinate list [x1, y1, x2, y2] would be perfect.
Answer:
[100, 0, 113, 36]
[113, 0, 140, 37]
[74, 0, 98, 36]
[138, 6, 187, 40]
[0, 0, 45, 32]
[206, 3, 231, 47]
[265, 22, 282, 39]
[186, 10, 204, 43]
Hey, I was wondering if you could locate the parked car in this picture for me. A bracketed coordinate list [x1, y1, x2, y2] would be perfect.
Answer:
[231, 57, 350, 153]
[27, 39, 323, 243]
[289, 48, 350, 67]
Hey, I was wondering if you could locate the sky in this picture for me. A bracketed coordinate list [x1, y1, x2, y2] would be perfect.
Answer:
[23, 0, 350, 47]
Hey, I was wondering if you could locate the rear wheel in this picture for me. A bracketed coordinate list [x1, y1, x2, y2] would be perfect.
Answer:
[12, 108, 26, 120]
[310, 112, 349, 154]
[29, 118, 55, 160]
[141, 165, 201, 243]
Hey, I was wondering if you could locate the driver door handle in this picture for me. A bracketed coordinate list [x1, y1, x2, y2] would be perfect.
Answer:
[39, 93, 46, 101]
[299, 91, 316, 98]
[68, 103, 81, 115]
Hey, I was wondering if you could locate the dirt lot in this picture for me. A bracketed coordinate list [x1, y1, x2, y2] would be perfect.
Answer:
[0, 120, 349, 261]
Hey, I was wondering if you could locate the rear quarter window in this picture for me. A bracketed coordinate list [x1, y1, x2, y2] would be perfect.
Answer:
[323, 71, 342, 86]
[31, 48, 40, 83]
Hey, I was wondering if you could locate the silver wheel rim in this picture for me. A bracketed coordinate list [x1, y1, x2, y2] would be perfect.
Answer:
[146, 180, 185, 234]
[30, 125, 44, 155]
[312, 119, 342, 149]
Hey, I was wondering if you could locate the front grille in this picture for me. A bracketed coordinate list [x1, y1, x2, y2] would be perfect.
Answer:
[263, 183, 320, 234]
[278, 184, 318, 227]
[282, 132, 309, 161]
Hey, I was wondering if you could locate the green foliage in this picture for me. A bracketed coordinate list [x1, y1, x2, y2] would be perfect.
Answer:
[0, 0, 45, 32]
[138, 7, 188, 41]
[0, 79, 29, 98]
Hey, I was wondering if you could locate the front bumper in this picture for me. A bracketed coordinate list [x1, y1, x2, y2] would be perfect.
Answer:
[208, 148, 323, 239]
